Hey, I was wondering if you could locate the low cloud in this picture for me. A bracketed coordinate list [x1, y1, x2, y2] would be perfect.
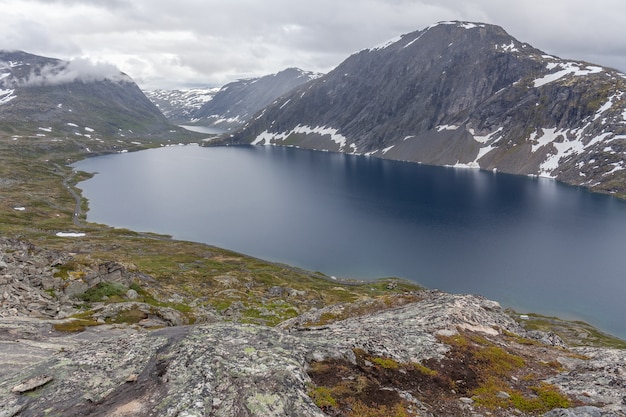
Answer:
[17, 58, 129, 87]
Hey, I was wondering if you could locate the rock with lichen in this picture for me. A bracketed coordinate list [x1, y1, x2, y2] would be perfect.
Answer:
[1, 290, 625, 416]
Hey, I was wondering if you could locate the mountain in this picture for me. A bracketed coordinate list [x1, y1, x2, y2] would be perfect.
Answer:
[143, 87, 219, 124]
[0, 50, 174, 139]
[224, 22, 626, 197]
[192, 67, 322, 130]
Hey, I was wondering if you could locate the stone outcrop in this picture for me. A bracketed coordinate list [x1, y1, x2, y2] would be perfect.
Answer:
[0, 238, 74, 319]
[1, 290, 624, 417]
[0, 237, 150, 320]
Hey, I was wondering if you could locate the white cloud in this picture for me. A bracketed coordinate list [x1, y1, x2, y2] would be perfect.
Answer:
[14, 58, 129, 87]
[1, 0, 625, 89]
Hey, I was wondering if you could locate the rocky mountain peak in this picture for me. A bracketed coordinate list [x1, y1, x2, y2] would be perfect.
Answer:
[222, 21, 626, 197]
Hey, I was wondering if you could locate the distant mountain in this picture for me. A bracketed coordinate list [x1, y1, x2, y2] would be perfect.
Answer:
[0, 50, 174, 139]
[192, 68, 322, 130]
[143, 88, 219, 124]
[223, 21, 626, 196]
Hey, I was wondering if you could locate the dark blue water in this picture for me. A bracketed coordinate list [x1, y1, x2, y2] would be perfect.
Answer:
[72, 145, 626, 339]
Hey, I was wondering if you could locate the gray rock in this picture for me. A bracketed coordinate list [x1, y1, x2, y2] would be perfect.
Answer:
[543, 406, 604, 417]
[126, 289, 139, 299]
[548, 347, 626, 416]
[526, 330, 567, 347]
[63, 280, 89, 298]
[11, 375, 53, 393]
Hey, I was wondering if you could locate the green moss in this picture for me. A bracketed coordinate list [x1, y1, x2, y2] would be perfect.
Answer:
[53, 319, 101, 332]
[109, 307, 147, 324]
[412, 362, 438, 376]
[53, 260, 85, 280]
[474, 346, 525, 376]
[79, 282, 128, 302]
[308, 386, 337, 409]
[372, 357, 400, 370]
[347, 401, 409, 417]
[510, 383, 570, 413]
[471, 379, 511, 409]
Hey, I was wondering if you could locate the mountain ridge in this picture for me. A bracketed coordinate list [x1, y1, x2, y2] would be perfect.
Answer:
[0, 50, 178, 140]
[221, 21, 626, 197]
[191, 67, 322, 130]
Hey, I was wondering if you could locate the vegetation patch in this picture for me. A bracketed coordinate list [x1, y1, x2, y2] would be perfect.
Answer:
[53, 318, 101, 333]
[307, 349, 454, 416]
[509, 311, 626, 349]
[53, 260, 86, 280]
[307, 332, 578, 416]
[109, 307, 148, 325]
[79, 282, 128, 302]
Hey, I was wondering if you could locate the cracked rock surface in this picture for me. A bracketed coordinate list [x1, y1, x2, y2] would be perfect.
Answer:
[1, 291, 625, 416]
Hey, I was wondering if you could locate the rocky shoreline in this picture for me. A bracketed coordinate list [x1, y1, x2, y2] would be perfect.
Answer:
[1, 237, 625, 416]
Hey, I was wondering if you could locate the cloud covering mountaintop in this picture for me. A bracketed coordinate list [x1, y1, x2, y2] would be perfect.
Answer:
[2, 0, 625, 89]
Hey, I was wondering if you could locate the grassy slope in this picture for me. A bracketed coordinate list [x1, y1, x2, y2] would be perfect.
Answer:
[0, 131, 624, 347]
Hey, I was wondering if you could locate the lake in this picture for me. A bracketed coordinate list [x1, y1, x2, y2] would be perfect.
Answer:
[72, 144, 626, 339]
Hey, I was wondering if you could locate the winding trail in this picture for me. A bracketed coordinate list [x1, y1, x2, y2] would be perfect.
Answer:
[54, 163, 84, 227]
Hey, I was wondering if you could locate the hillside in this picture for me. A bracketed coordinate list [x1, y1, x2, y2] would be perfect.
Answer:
[192, 67, 322, 130]
[1, 235, 624, 416]
[223, 21, 626, 197]
[0, 50, 184, 140]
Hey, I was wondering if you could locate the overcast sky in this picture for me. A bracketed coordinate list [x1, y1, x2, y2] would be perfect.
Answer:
[2, 0, 626, 90]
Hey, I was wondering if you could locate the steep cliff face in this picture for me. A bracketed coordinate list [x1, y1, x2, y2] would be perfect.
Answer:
[193, 67, 322, 130]
[0, 50, 173, 139]
[225, 22, 626, 196]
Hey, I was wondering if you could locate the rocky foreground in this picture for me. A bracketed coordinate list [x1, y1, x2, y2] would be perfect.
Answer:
[1, 237, 625, 416]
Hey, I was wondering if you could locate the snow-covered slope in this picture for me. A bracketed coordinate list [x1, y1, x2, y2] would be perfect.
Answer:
[224, 21, 626, 197]
[143, 88, 219, 123]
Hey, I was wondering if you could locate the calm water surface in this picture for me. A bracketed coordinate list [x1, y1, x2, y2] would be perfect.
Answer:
[72, 145, 626, 338]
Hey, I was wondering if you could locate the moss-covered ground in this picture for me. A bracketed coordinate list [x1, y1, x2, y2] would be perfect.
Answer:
[307, 331, 578, 416]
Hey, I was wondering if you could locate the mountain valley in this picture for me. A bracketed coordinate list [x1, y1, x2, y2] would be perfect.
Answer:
[1, 21, 626, 417]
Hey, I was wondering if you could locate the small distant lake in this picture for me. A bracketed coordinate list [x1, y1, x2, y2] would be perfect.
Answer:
[179, 125, 226, 135]
[72, 145, 626, 339]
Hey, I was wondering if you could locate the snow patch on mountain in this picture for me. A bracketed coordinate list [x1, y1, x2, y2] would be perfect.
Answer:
[533, 62, 604, 87]
[144, 87, 218, 121]
[593, 92, 622, 122]
[529, 127, 614, 177]
[473, 127, 503, 144]
[436, 124, 459, 132]
[429, 21, 485, 31]
[369, 35, 403, 52]
[0, 88, 15, 105]
[252, 125, 354, 151]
